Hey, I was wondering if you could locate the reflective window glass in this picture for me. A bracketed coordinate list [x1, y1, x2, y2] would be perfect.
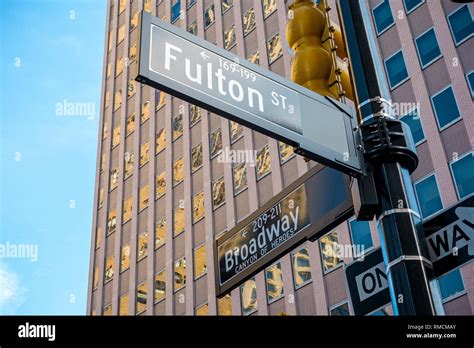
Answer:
[320, 231, 342, 273]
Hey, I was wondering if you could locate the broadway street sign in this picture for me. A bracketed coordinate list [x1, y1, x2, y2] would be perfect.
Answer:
[423, 193, 474, 278]
[133, 12, 363, 176]
[345, 194, 474, 315]
[215, 165, 353, 296]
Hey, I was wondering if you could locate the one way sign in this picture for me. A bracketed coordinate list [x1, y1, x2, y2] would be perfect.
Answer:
[345, 193, 474, 315]
[423, 193, 474, 278]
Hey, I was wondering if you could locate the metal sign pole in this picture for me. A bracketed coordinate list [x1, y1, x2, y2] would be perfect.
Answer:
[338, 0, 443, 315]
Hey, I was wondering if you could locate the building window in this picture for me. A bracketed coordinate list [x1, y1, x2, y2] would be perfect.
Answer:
[384, 50, 409, 90]
[247, 51, 260, 65]
[121, 244, 130, 272]
[174, 257, 186, 291]
[156, 128, 166, 154]
[233, 162, 247, 195]
[267, 33, 282, 63]
[431, 86, 461, 130]
[224, 25, 236, 50]
[438, 269, 465, 301]
[292, 247, 312, 288]
[256, 145, 271, 180]
[108, 30, 114, 52]
[188, 19, 198, 35]
[400, 109, 425, 145]
[93, 267, 99, 289]
[210, 128, 223, 158]
[155, 270, 166, 302]
[140, 142, 150, 167]
[103, 303, 112, 316]
[110, 168, 119, 191]
[372, 0, 394, 35]
[230, 121, 243, 143]
[174, 206, 185, 236]
[130, 12, 139, 32]
[171, 0, 181, 23]
[107, 210, 117, 234]
[191, 143, 203, 172]
[112, 126, 120, 148]
[136, 282, 147, 314]
[173, 158, 184, 186]
[212, 176, 226, 209]
[204, 4, 215, 28]
[98, 189, 104, 209]
[187, 0, 196, 9]
[222, 0, 233, 13]
[190, 105, 201, 126]
[118, 24, 125, 44]
[447, 5, 473, 46]
[266, 262, 284, 303]
[141, 101, 150, 123]
[139, 185, 149, 211]
[105, 91, 110, 109]
[403, 0, 424, 14]
[196, 303, 208, 315]
[414, 174, 443, 219]
[263, 0, 277, 18]
[122, 197, 132, 223]
[100, 153, 106, 173]
[114, 90, 122, 111]
[126, 113, 135, 136]
[157, 91, 166, 110]
[243, 8, 256, 35]
[415, 28, 442, 68]
[173, 113, 183, 141]
[144, 0, 152, 13]
[194, 244, 207, 278]
[241, 278, 257, 315]
[119, 294, 129, 316]
[193, 191, 205, 223]
[278, 142, 295, 164]
[467, 71, 474, 97]
[218, 294, 232, 315]
[450, 152, 474, 199]
[104, 255, 114, 282]
[330, 301, 350, 316]
[128, 79, 136, 99]
[106, 63, 111, 79]
[95, 227, 102, 249]
[116, 56, 124, 77]
[348, 218, 373, 257]
[155, 218, 166, 249]
[156, 171, 166, 199]
[137, 230, 148, 260]
[124, 153, 134, 178]
[320, 231, 342, 273]
[129, 44, 137, 63]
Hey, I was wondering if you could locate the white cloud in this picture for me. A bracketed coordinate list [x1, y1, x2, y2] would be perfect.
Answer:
[0, 263, 27, 314]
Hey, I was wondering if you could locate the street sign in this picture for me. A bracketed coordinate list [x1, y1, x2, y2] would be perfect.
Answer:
[345, 194, 474, 315]
[423, 193, 474, 278]
[215, 164, 353, 296]
[345, 247, 391, 316]
[133, 12, 363, 176]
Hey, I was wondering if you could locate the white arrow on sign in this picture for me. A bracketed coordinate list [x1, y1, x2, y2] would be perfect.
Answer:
[426, 206, 474, 262]
[200, 51, 209, 60]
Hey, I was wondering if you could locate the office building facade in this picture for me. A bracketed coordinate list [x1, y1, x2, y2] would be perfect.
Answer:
[87, 0, 473, 316]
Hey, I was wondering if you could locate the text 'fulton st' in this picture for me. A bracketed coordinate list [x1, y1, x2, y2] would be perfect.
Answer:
[164, 42, 295, 114]
[148, 23, 303, 133]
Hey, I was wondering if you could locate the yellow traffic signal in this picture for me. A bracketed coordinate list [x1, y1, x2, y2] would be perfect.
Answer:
[286, 0, 353, 101]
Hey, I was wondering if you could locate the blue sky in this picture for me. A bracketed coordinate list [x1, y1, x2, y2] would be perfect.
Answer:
[0, 0, 106, 314]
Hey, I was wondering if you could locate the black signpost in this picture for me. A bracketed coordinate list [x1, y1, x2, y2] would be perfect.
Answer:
[133, 12, 363, 176]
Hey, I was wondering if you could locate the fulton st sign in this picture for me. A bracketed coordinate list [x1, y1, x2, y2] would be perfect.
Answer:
[133, 12, 363, 176]
[215, 165, 354, 296]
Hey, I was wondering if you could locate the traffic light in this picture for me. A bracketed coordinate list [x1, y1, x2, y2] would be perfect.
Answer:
[286, 0, 354, 101]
